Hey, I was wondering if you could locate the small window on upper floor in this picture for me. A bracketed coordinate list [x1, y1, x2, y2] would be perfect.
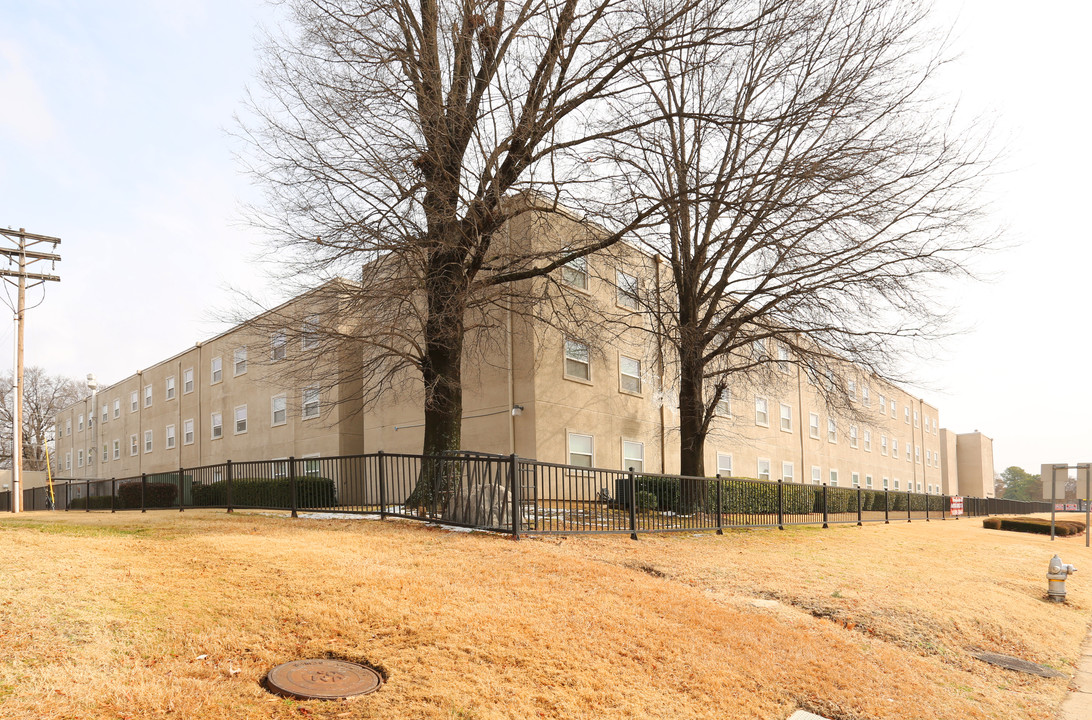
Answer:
[165, 376, 175, 400]
[827, 418, 837, 443]
[113, 399, 120, 418]
[779, 403, 792, 432]
[130, 391, 138, 412]
[777, 346, 791, 373]
[809, 412, 820, 440]
[564, 339, 590, 381]
[271, 331, 287, 361]
[561, 255, 588, 290]
[101, 404, 108, 423]
[754, 396, 769, 427]
[183, 368, 194, 394]
[144, 384, 153, 408]
[234, 347, 247, 376]
[78, 414, 84, 432]
[715, 389, 731, 417]
[862, 385, 870, 405]
[272, 395, 287, 426]
[302, 314, 320, 350]
[211, 356, 223, 384]
[302, 388, 320, 419]
[619, 355, 641, 394]
[904, 406, 910, 424]
[616, 270, 638, 310]
[849, 425, 858, 448]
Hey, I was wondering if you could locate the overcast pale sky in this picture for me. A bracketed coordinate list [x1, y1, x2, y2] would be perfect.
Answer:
[0, 0, 1088, 474]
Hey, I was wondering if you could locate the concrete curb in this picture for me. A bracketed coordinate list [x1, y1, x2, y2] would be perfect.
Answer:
[1058, 628, 1092, 719]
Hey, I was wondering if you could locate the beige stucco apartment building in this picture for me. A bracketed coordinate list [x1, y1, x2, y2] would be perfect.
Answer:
[53, 207, 993, 496]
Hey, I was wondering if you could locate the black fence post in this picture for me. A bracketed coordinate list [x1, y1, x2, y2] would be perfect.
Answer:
[178, 467, 185, 512]
[378, 451, 387, 520]
[85, 479, 90, 513]
[510, 453, 520, 540]
[289, 456, 298, 519]
[141, 473, 147, 513]
[111, 478, 116, 513]
[628, 467, 638, 541]
[777, 479, 785, 531]
[225, 460, 233, 513]
[884, 489, 889, 524]
[822, 484, 829, 529]
[907, 489, 912, 522]
[925, 493, 930, 522]
[856, 487, 862, 526]
[941, 494, 946, 520]
[716, 474, 723, 535]
[65, 481, 70, 512]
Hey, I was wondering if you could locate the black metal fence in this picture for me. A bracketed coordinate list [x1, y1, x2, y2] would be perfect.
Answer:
[0, 451, 1055, 538]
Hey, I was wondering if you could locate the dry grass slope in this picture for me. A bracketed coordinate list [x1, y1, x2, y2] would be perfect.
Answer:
[0, 510, 1088, 720]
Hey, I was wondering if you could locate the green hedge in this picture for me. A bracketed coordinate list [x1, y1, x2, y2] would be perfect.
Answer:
[116, 481, 178, 509]
[983, 517, 1086, 536]
[191, 477, 336, 508]
[69, 496, 114, 510]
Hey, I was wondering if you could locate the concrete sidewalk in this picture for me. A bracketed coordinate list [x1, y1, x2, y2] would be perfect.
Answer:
[1059, 630, 1092, 719]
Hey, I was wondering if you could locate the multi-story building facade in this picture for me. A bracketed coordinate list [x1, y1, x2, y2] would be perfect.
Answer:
[54, 207, 991, 496]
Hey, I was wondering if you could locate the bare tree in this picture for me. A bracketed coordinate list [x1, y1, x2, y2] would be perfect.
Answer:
[0, 367, 87, 472]
[239, 0, 770, 502]
[604, 0, 994, 479]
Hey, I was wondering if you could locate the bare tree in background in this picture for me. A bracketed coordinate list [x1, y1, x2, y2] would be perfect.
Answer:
[240, 0, 768, 502]
[0, 367, 87, 472]
[604, 0, 995, 479]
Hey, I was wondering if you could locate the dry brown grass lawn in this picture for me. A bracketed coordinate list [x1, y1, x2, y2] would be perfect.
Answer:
[0, 510, 1088, 720]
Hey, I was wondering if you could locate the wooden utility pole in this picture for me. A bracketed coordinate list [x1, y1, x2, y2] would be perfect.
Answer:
[0, 228, 61, 513]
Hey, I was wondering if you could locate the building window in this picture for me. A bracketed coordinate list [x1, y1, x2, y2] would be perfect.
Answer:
[904, 406, 910, 424]
[913, 410, 919, 427]
[619, 355, 641, 394]
[829, 469, 839, 487]
[849, 425, 858, 449]
[752, 340, 768, 362]
[717, 453, 733, 477]
[78, 414, 84, 432]
[809, 412, 820, 440]
[183, 419, 194, 445]
[302, 388, 320, 419]
[811, 466, 821, 485]
[827, 418, 837, 444]
[561, 256, 588, 290]
[568, 433, 593, 467]
[272, 395, 287, 426]
[130, 391, 138, 412]
[302, 315, 320, 350]
[166, 425, 176, 449]
[77, 449, 83, 468]
[234, 347, 247, 376]
[716, 389, 731, 417]
[272, 460, 289, 479]
[616, 270, 638, 310]
[881, 435, 888, 455]
[915, 446, 921, 464]
[866, 475, 873, 489]
[848, 380, 856, 401]
[113, 399, 120, 418]
[782, 462, 794, 483]
[234, 405, 248, 434]
[165, 376, 176, 400]
[564, 339, 590, 381]
[906, 443, 911, 461]
[130, 435, 138, 456]
[211, 357, 223, 384]
[916, 482, 922, 493]
[892, 438, 898, 457]
[863, 429, 872, 452]
[757, 458, 771, 481]
[927, 484, 933, 494]
[883, 477, 889, 489]
[862, 385, 870, 405]
[754, 396, 769, 427]
[144, 384, 152, 408]
[893, 478, 900, 491]
[102, 444, 108, 462]
[622, 440, 644, 472]
[211, 412, 223, 440]
[144, 430, 153, 453]
[271, 331, 287, 361]
[113, 440, 120, 460]
[852, 472, 860, 488]
[101, 405, 108, 423]
[65, 452, 71, 471]
[777, 345, 790, 373]
[779, 403, 792, 432]
[878, 393, 886, 414]
[889, 400, 895, 418]
[183, 368, 194, 394]
[302, 456, 321, 477]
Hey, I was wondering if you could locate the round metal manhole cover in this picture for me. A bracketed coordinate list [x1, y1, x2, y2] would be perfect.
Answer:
[266, 659, 382, 700]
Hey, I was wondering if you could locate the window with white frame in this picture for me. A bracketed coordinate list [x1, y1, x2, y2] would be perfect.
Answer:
[234, 405, 248, 434]
[302, 456, 321, 477]
[863, 429, 872, 452]
[564, 339, 590, 381]
[101, 404, 107, 423]
[302, 315, 320, 350]
[752, 339, 768, 361]
[893, 478, 900, 490]
[211, 356, 223, 384]
[130, 435, 138, 456]
[755, 396, 769, 426]
[716, 389, 731, 417]
[848, 380, 856, 400]
[211, 412, 223, 440]
[78, 414, 84, 432]
[777, 345, 790, 373]
[561, 256, 588, 290]
[883, 477, 889, 489]
[916, 482, 922, 493]
[130, 391, 138, 412]
[272, 395, 288, 426]
[849, 425, 858, 448]
[144, 430, 153, 453]
[234, 347, 247, 376]
[904, 406, 910, 424]
[866, 475, 873, 489]
[568, 433, 593, 467]
[619, 355, 641, 394]
[213, 469, 223, 482]
[166, 376, 176, 400]
[829, 469, 839, 487]
[827, 418, 837, 443]
[913, 410, 919, 427]
[809, 412, 820, 439]
[87, 446, 92, 463]
[273, 460, 289, 479]
[878, 393, 886, 414]
[113, 440, 120, 460]
[271, 331, 287, 361]
[165, 424, 176, 449]
[892, 438, 898, 457]
[144, 384, 152, 407]
[915, 446, 921, 464]
[716, 453, 733, 477]
[302, 388, 320, 419]
[622, 440, 644, 472]
[881, 435, 888, 455]
[782, 461, 794, 483]
[811, 466, 821, 485]
[113, 399, 120, 418]
[77, 449, 83, 467]
[183, 419, 194, 445]
[927, 484, 933, 494]
[757, 458, 771, 481]
[862, 385, 870, 405]
[889, 400, 895, 418]
[616, 270, 638, 309]
[102, 444, 108, 462]
[183, 368, 194, 394]
[852, 472, 860, 487]
[65, 451, 71, 470]
[780, 403, 792, 432]
[906, 443, 911, 461]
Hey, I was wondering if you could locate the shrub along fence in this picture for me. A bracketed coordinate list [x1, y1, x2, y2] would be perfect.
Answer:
[1, 451, 1053, 538]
